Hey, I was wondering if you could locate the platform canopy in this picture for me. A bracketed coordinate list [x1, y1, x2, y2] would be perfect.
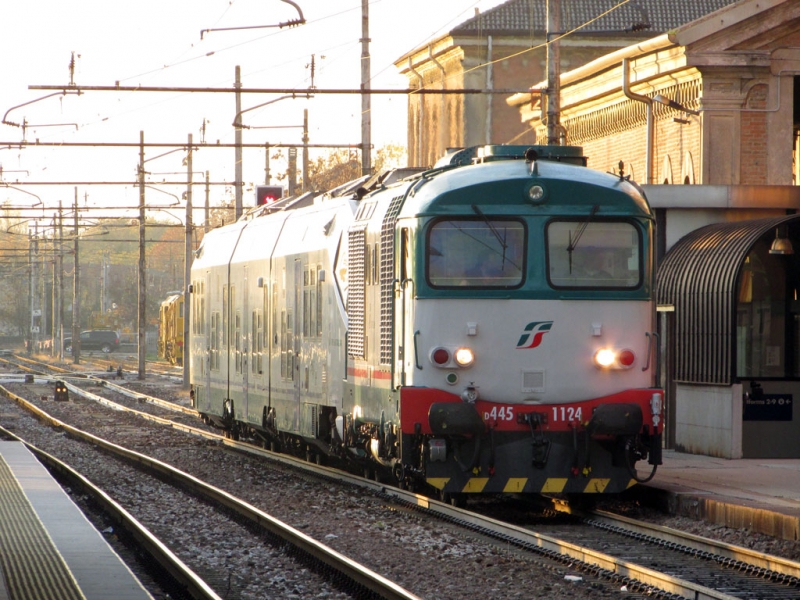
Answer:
[657, 214, 800, 385]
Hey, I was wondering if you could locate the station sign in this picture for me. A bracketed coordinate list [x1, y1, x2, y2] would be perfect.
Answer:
[743, 394, 793, 421]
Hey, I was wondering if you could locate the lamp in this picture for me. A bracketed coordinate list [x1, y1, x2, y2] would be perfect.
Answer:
[653, 94, 700, 116]
[769, 227, 794, 255]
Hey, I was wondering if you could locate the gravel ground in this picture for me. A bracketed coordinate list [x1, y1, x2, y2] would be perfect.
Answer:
[0, 378, 645, 600]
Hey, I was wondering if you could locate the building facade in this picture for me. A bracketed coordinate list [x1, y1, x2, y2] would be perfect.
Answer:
[395, 0, 737, 168]
[505, 0, 800, 459]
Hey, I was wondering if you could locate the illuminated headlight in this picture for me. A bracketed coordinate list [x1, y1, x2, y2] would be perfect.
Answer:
[593, 348, 635, 370]
[430, 346, 475, 369]
[454, 347, 475, 367]
[594, 349, 616, 367]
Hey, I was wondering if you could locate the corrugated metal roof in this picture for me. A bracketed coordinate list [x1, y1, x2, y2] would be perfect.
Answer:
[454, 0, 739, 36]
[656, 215, 800, 385]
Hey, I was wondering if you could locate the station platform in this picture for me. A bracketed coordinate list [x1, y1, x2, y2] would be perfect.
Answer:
[629, 449, 800, 541]
[0, 441, 153, 600]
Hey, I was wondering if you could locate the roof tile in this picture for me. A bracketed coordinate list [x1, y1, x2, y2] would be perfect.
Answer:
[454, 0, 739, 36]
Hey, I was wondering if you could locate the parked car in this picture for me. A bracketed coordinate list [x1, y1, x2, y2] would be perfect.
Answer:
[64, 330, 120, 353]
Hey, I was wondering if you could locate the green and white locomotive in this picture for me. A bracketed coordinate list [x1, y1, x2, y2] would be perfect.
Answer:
[190, 145, 663, 501]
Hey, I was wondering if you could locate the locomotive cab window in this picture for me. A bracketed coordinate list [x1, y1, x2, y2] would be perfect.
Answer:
[547, 220, 641, 289]
[427, 218, 525, 288]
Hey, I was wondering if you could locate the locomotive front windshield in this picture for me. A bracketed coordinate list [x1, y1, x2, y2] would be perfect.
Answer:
[427, 219, 525, 288]
[547, 220, 641, 288]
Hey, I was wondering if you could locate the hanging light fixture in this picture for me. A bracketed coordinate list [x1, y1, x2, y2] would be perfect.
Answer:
[769, 227, 794, 255]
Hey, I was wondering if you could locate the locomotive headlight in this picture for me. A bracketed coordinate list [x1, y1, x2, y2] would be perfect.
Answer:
[528, 185, 544, 203]
[454, 347, 475, 367]
[594, 348, 636, 369]
[594, 349, 616, 368]
[430, 346, 474, 368]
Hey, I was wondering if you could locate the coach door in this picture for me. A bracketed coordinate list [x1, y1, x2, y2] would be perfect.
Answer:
[293, 258, 303, 428]
[242, 266, 249, 421]
[204, 271, 211, 408]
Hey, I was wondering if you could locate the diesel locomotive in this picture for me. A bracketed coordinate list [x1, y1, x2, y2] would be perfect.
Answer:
[189, 144, 663, 501]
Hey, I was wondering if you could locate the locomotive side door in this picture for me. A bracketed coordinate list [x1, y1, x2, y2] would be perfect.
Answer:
[397, 226, 415, 387]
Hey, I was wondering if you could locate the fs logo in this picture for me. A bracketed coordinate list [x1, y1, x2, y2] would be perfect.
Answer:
[516, 321, 553, 349]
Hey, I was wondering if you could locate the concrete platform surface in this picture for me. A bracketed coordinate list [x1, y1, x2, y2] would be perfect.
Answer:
[0, 441, 153, 600]
[631, 449, 800, 540]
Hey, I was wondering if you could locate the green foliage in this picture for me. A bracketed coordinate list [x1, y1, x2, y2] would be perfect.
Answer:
[271, 144, 408, 193]
[0, 223, 31, 336]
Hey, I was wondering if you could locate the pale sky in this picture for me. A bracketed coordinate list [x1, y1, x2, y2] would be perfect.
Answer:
[0, 0, 507, 220]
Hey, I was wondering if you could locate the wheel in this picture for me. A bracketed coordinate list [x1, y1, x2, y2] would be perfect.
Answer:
[449, 493, 467, 509]
[438, 490, 465, 506]
[101, 344, 112, 353]
[65, 345, 72, 353]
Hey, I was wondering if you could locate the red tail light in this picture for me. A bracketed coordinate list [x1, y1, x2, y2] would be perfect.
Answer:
[618, 350, 635, 367]
[432, 348, 450, 365]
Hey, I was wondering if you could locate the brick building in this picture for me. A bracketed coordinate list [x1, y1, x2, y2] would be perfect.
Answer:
[505, 0, 800, 459]
[394, 0, 736, 168]
[507, 0, 800, 188]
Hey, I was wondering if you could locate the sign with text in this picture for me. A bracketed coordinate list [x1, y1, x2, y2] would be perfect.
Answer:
[743, 394, 793, 421]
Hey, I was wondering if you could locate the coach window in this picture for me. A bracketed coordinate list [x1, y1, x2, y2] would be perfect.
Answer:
[303, 266, 310, 337]
[316, 264, 323, 336]
[222, 285, 228, 347]
[547, 221, 641, 288]
[252, 310, 263, 375]
[235, 310, 242, 373]
[427, 218, 525, 288]
[210, 312, 219, 371]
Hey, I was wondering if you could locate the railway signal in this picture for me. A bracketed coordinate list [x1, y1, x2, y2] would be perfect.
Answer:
[255, 185, 283, 205]
[54, 380, 69, 402]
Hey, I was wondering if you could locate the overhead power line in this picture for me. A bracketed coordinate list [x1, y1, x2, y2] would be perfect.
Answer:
[29, 85, 539, 96]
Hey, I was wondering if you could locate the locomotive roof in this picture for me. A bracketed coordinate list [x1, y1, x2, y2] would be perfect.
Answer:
[401, 145, 653, 219]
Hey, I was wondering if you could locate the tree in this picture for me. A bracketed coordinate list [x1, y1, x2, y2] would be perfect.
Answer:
[271, 143, 408, 194]
[0, 219, 31, 336]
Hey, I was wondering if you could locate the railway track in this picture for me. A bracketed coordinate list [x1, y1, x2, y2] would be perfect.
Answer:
[0, 370, 636, 599]
[0, 351, 180, 380]
[4, 355, 800, 599]
[468, 497, 800, 599]
[0, 382, 420, 600]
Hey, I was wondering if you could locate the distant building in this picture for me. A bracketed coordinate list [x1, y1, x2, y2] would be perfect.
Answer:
[394, 0, 737, 168]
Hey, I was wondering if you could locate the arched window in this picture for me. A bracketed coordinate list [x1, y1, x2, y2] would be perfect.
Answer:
[681, 151, 695, 184]
[661, 155, 673, 184]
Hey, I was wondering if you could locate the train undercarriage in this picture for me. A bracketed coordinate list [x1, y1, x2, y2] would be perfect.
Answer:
[198, 398, 661, 505]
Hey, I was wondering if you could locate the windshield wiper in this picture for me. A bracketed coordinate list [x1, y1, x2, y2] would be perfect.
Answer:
[471, 204, 508, 268]
[567, 204, 599, 273]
